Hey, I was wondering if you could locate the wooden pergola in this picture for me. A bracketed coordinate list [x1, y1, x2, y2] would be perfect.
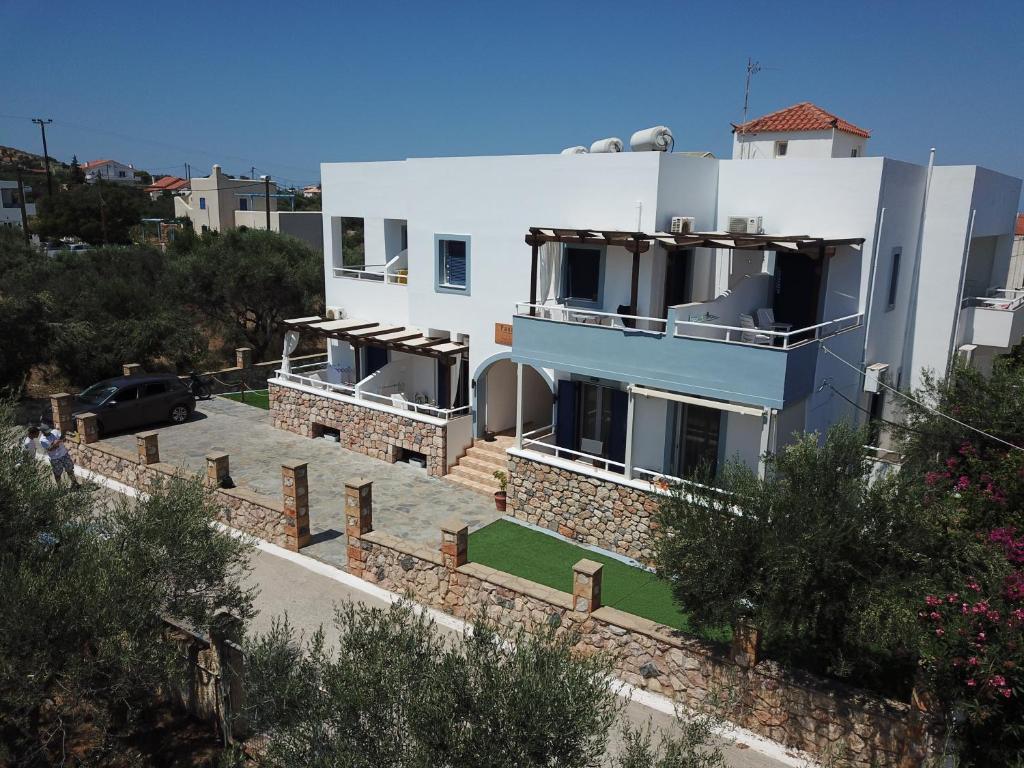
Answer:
[284, 316, 468, 381]
[523, 226, 865, 317]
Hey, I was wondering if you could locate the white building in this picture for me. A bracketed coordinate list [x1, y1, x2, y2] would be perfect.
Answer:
[174, 164, 277, 233]
[81, 159, 139, 184]
[0, 180, 35, 227]
[732, 102, 870, 160]
[267, 105, 1021, 560]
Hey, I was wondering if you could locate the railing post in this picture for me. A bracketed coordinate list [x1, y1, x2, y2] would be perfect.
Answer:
[572, 559, 603, 613]
[122, 363, 143, 377]
[206, 452, 230, 488]
[76, 412, 99, 444]
[440, 518, 468, 570]
[136, 431, 160, 465]
[345, 479, 373, 577]
[281, 461, 312, 550]
[50, 393, 73, 435]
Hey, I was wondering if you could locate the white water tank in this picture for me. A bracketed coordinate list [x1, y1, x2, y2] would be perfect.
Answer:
[589, 137, 623, 153]
[560, 146, 589, 155]
[630, 126, 674, 152]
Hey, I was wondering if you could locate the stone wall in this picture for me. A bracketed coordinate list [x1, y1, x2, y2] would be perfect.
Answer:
[269, 382, 449, 477]
[507, 452, 660, 563]
[67, 439, 306, 550]
[350, 525, 937, 768]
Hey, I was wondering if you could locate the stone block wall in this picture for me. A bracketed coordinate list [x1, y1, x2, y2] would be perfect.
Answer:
[351, 528, 937, 768]
[67, 439, 304, 550]
[269, 382, 449, 476]
[507, 453, 660, 563]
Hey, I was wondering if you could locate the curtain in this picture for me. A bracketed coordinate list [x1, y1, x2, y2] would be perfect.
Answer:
[539, 241, 561, 304]
[280, 330, 301, 373]
[555, 380, 577, 450]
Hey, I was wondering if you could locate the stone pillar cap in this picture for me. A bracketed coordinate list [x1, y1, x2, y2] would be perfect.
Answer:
[281, 459, 308, 470]
[77, 411, 98, 418]
[573, 559, 603, 576]
[206, 451, 229, 460]
[440, 517, 468, 534]
[345, 477, 373, 490]
[135, 430, 160, 439]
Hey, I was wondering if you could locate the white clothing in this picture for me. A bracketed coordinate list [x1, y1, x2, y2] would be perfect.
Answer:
[40, 430, 70, 461]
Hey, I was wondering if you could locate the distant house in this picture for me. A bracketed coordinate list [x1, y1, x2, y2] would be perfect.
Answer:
[0, 180, 35, 227]
[174, 163, 277, 233]
[144, 175, 190, 200]
[303, 183, 321, 198]
[731, 102, 870, 160]
[81, 158, 140, 184]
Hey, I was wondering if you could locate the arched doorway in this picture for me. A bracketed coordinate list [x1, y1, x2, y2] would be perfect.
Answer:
[474, 354, 554, 439]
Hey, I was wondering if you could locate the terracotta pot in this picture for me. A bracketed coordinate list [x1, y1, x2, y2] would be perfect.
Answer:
[494, 491, 507, 511]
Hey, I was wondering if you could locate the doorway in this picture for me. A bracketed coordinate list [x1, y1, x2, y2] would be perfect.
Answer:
[773, 252, 824, 333]
[663, 249, 692, 316]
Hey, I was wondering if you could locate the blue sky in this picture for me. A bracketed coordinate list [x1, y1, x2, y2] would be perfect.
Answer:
[2, 0, 1023, 193]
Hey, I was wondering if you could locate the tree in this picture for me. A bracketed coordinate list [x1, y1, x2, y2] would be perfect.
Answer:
[0, 408, 254, 764]
[170, 228, 323, 360]
[68, 154, 86, 185]
[0, 294, 49, 395]
[654, 424, 923, 690]
[34, 181, 146, 244]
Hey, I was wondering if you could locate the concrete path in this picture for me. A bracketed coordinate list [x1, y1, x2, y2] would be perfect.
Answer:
[104, 397, 500, 568]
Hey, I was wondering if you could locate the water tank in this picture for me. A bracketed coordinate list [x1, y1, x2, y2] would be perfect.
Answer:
[630, 126, 674, 152]
[560, 146, 589, 155]
[589, 137, 623, 154]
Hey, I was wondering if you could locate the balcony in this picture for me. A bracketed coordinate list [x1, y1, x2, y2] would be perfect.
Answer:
[512, 296, 863, 409]
[332, 250, 408, 285]
[958, 289, 1024, 350]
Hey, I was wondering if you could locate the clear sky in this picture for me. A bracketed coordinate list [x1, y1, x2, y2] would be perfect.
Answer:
[2, 0, 1023, 194]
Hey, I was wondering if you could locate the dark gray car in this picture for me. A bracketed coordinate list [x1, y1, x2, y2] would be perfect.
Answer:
[72, 374, 195, 435]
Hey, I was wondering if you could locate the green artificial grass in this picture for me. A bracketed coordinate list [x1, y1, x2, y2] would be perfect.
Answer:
[220, 390, 270, 410]
[468, 519, 728, 642]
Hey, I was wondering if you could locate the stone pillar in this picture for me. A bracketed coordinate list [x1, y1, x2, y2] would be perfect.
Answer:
[50, 393, 73, 434]
[206, 452, 230, 488]
[345, 479, 374, 577]
[572, 559, 603, 613]
[730, 620, 761, 668]
[440, 518, 468, 570]
[235, 347, 253, 369]
[136, 431, 160, 465]
[122, 363, 143, 377]
[281, 461, 312, 551]
[76, 412, 99, 444]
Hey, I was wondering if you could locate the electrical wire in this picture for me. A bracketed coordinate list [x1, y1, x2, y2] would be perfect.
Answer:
[818, 343, 1024, 452]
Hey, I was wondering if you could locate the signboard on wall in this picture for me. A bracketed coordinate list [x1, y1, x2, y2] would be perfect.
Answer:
[494, 322, 513, 346]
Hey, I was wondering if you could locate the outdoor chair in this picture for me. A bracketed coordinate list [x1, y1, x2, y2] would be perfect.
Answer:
[739, 313, 772, 345]
[756, 307, 792, 333]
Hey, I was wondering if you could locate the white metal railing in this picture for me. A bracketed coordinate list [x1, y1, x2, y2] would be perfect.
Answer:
[674, 312, 863, 349]
[514, 302, 668, 333]
[520, 432, 626, 474]
[274, 364, 468, 421]
[333, 252, 408, 285]
[962, 288, 1024, 311]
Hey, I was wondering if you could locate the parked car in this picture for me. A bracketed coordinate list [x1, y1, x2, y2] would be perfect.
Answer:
[71, 374, 195, 435]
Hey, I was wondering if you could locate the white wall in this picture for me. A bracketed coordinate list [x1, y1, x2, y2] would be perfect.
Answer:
[631, 395, 668, 472]
[732, 130, 867, 160]
[722, 411, 763, 470]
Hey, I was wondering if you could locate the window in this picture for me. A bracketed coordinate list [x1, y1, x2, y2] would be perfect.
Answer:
[561, 245, 603, 307]
[118, 170, 126, 178]
[239, 197, 248, 211]
[141, 381, 168, 398]
[851, 147, 860, 158]
[114, 385, 139, 403]
[199, 197, 206, 210]
[578, 382, 613, 451]
[774, 140, 788, 158]
[886, 247, 902, 311]
[671, 403, 721, 478]
[435, 235, 470, 293]
[341, 217, 365, 268]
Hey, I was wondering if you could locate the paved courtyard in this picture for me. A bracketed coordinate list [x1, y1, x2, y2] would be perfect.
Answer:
[104, 397, 500, 568]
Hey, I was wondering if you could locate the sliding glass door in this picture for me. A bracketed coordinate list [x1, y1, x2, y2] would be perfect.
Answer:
[670, 402, 722, 478]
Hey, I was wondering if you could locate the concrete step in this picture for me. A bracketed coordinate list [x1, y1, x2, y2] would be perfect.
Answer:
[471, 439, 513, 459]
[459, 453, 507, 475]
[448, 464, 500, 488]
[444, 470, 498, 498]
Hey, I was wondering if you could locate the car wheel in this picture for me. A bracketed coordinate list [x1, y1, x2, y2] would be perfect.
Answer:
[170, 405, 190, 424]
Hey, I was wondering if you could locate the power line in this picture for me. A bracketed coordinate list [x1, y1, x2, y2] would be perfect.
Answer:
[818, 344, 1024, 452]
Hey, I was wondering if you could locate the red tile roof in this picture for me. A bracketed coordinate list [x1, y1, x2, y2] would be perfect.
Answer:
[80, 158, 116, 169]
[1016, 212, 1024, 237]
[145, 176, 189, 193]
[733, 102, 871, 139]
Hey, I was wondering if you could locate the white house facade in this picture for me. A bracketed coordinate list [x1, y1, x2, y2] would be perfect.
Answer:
[266, 106, 1022, 562]
[174, 164, 277, 233]
[0, 180, 35, 227]
[81, 159, 139, 184]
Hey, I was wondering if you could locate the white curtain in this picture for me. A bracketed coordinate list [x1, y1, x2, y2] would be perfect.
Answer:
[281, 330, 301, 374]
[538, 241, 561, 305]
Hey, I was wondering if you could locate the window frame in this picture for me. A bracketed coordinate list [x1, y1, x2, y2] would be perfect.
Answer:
[434, 233, 471, 295]
[560, 244, 605, 309]
[239, 197, 248, 211]
[774, 140, 788, 158]
[199, 197, 206, 210]
[886, 247, 902, 311]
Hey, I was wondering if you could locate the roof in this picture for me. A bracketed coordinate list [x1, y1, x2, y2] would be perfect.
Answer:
[284, 317, 469, 361]
[526, 227, 865, 253]
[732, 102, 871, 139]
[81, 158, 121, 169]
[1016, 213, 1024, 237]
[145, 176, 189, 193]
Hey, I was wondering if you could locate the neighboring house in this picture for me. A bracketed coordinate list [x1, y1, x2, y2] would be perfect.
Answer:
[81, 158, 140, 184]
[233, 208, 324, 252]
[267, 109, 1021, 560]
[732, 102, 870, 160]
[144, 175, 190, 200]
[303, 184, 321, 198]
[0, 180, 35, 227]
[174, 164, 277, 233]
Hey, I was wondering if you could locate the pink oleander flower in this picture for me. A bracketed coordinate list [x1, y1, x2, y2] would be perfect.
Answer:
[956, 475, 971, 490]
[946, 457, 959, 469]
[936, 628, 945, 637]
[925, 595, 942, 606]
[966, 678, 977, 687]
[1001, 687, 1012, 698]
[990, 675, 1007, 688]
[978, 631, 987, 642]
[969, 656, 979, 666]
[947, 592, 959, 603]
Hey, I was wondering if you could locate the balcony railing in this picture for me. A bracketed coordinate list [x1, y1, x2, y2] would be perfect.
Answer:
[332, 251, 408, 285]
[961, 288, 1024, 311]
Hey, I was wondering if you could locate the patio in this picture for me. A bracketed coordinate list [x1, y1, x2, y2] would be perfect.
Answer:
[102, 397, 499, 568]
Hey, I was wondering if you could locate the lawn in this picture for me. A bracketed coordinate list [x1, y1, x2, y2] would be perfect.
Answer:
[220, 389, 270, 410]
[468, 519, 728, 642]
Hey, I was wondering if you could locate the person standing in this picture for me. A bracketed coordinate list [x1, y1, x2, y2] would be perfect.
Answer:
[39, 426, 80, 488]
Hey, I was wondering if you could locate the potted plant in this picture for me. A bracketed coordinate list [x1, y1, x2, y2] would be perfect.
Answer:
[493, 470, 508, 511]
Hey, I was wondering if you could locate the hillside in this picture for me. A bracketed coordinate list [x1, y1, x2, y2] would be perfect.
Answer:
[0, 145, 68, 173]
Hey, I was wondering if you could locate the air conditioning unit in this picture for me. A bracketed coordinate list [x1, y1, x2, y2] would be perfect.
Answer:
[325, 306, 346, 320]
[670, 216, 696, 234]
[863, 362, 889, 394]
[727, 215, 763, 234]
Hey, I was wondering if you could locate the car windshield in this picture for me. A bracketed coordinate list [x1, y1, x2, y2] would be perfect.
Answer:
[77, 383, 117, 405]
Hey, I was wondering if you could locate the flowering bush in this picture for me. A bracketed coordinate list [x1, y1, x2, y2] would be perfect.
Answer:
[918, 528, 1024, 765]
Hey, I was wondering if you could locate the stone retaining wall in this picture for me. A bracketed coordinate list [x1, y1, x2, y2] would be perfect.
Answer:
[507, 452, 660, 563]
[351, 527, 937, 768]
[67, 439, 304, 550]
[269, 382, 449, 477]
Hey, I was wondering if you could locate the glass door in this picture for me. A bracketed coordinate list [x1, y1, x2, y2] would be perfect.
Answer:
[671, 402, 722, 478]
[577, 382, 612, 457]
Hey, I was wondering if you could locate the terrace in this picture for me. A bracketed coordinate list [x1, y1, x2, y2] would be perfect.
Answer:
[958, 287, 1024, 349]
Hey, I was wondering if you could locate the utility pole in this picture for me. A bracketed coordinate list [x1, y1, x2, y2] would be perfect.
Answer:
[15, 164, 30, 243]
[261, 175, 271, 231]
[31, 118, 54, 197]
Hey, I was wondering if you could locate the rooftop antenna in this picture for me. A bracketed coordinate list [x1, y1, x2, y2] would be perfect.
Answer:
[740, 58, 762, 159]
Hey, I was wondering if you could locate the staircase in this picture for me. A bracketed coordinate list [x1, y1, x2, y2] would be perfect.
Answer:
[445, 435, 514, 496]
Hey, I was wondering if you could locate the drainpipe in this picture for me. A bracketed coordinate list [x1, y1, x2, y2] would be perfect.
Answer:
[899, 148, 936, 389]
[946, 209, 977, 377]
